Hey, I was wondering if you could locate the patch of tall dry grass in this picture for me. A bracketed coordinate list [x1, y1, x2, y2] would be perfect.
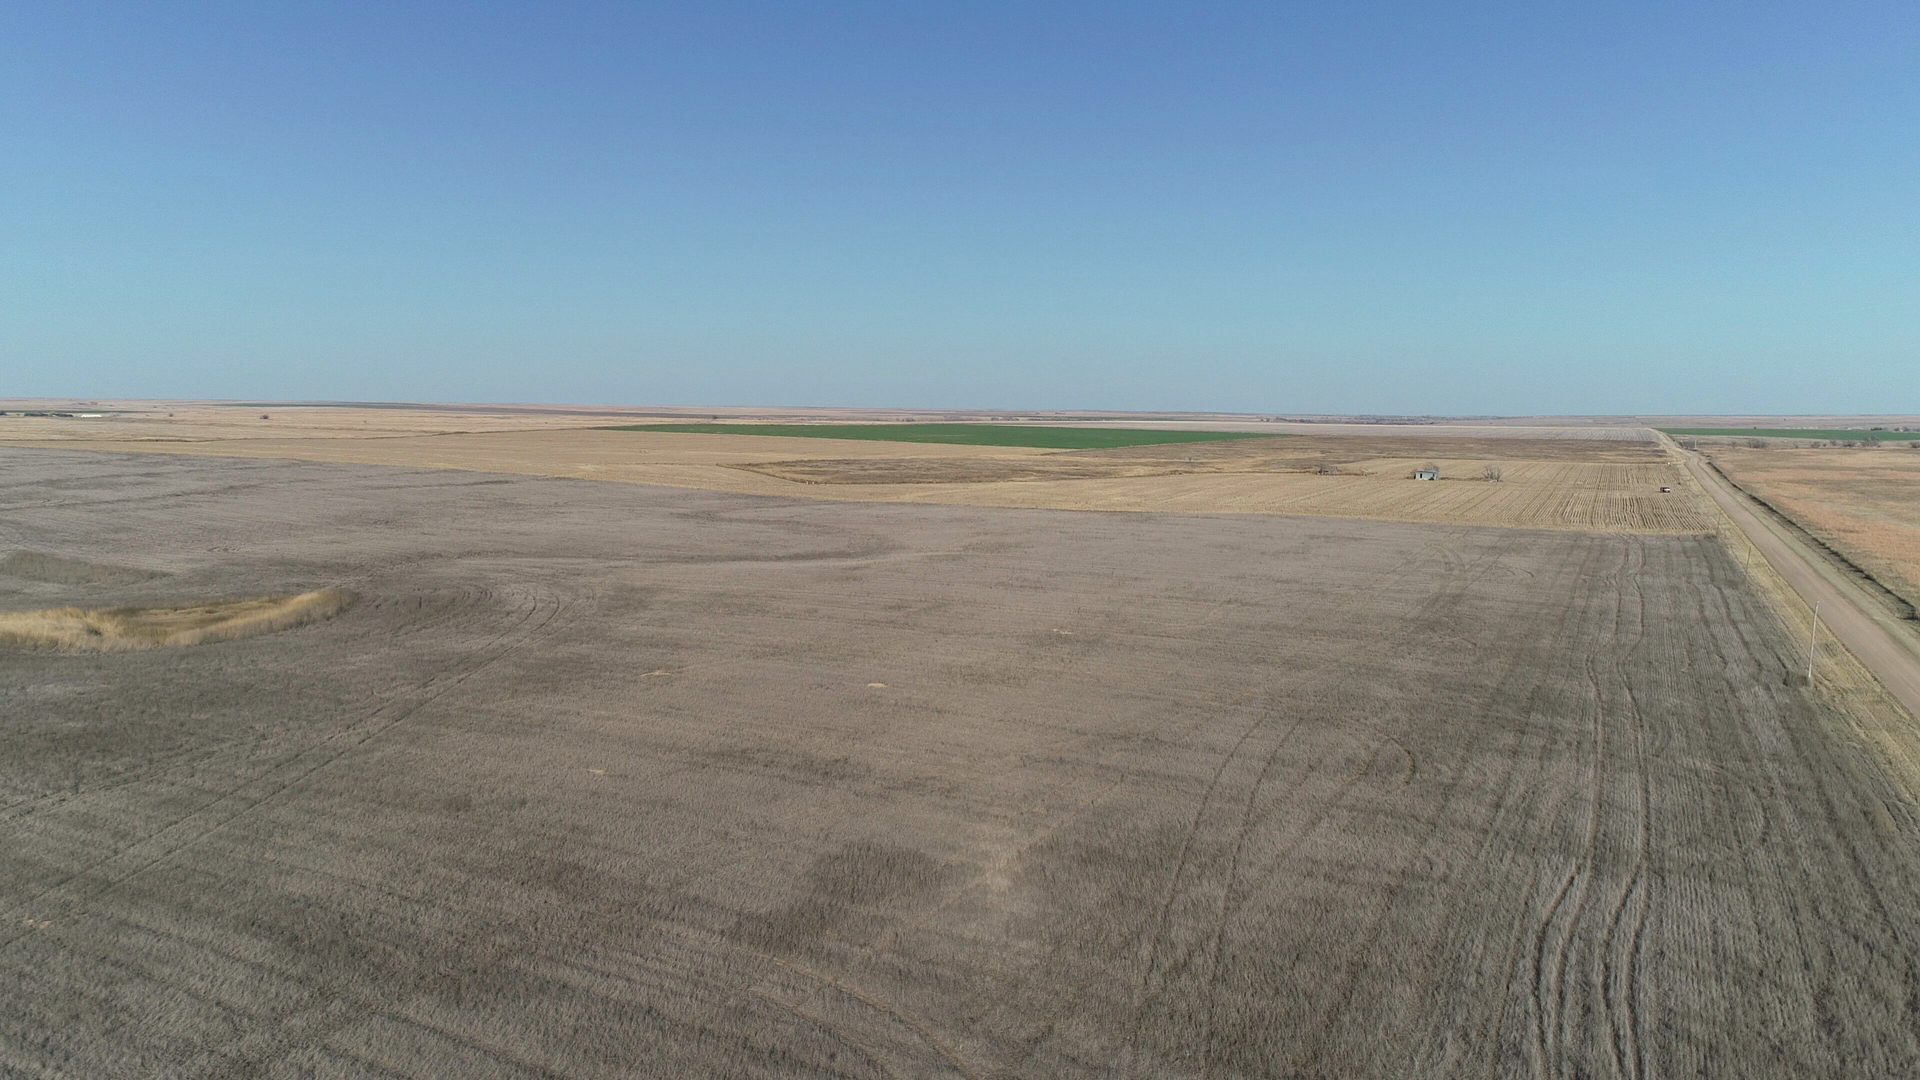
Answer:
[0, 588, 355, 651]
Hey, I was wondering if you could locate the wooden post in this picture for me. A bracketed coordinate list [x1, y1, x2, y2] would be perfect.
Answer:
[1804, 600, 1822, 682]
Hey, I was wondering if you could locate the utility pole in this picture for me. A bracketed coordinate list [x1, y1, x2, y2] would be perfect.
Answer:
[1804, 600, 1823, 682]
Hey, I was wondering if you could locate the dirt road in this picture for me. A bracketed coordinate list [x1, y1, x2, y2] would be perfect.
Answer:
[1683, 447, 1920, 717]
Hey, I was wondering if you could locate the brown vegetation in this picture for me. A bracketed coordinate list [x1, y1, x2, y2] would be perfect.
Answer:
[4, 448, 1919, 1077]
[0, 588, 354, 651]
[1713, 446, 1920, 614]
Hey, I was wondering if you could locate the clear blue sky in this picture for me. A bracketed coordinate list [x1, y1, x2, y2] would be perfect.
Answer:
[4, 2, 1914, 414]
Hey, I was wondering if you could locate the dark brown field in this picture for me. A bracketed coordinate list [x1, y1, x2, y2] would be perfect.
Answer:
[4, 447, 1919, 1078]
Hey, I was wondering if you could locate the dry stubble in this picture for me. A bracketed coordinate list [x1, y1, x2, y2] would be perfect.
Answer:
[3, 448, 1919, 1078]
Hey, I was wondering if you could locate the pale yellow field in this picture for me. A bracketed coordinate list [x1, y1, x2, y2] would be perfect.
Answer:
[0, 589, 354, 651]
[0, 406, 1708, 533]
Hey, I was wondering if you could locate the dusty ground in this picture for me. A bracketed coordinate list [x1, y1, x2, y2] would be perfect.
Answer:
[4, 448, 1919, 1078]
[1710, 446, 1920, 614]
[0, 406, 1703, 532]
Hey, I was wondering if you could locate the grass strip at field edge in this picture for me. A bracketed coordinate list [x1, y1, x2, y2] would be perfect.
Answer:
[598, 423, 1284, 449]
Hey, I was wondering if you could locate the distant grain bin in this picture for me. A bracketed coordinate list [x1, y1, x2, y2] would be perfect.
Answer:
[1413, 467, 1439, 481]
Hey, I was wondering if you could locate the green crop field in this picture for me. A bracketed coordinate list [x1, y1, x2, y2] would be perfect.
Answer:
[602, 422, 1279, 448]
[1659, 427, 1920, 442]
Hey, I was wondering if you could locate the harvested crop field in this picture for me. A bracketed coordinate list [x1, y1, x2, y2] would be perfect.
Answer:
[600, 423, 1274, 448]
[878, 457, 1705, 531]
[1711, 446, 1920, 616]
[5, 447, 1920, 1078]
[0, 423, 1709, 533]
[1661, 427, 1920, 443]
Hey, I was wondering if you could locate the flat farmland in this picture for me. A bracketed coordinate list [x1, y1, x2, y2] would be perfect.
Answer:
[4, 448, 1919, 1078]
[0, 418, 1709, 533]
[598, 423, 1275, 448]
[877, 457, 1704, 531]
[1711, 446, 1920, 614]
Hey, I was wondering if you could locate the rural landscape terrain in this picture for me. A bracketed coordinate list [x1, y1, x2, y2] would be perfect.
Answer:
[1707, 443, 1920, 618]
[0, 404, 1695, 529]
[5, 404, 1920, 1078]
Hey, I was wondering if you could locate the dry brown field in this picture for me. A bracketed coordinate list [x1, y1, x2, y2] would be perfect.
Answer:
[1711, 446, 1920, 614]
[5, 447, 1920, 1078]
[0, 407, 1704, 533]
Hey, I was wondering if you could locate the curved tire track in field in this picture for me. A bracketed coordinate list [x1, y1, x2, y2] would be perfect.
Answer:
[1117, 533, 1485, 1070]
[1530, 545, 1620, 1076]
[1386, 535, 1608, 1078]
[1119, 533, 1522, 1075]
[750, 954, 981, 1080]
[1548, 543, 1652, 1078]
[1601, 543, 1652, 1080]
[1308, 536, 1615, 1078]
[1519, 540, 1657, 1080]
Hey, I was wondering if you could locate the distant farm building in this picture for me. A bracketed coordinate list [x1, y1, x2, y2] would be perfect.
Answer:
[1413, 467, 1439, 481]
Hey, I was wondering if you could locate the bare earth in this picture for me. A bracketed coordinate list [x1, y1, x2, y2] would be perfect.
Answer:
[5, 448, 1919, 1078]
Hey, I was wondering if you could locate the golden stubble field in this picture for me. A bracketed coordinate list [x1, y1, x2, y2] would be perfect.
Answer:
[1710, 446, 1920, 614]
[0, 407, 1708, 534]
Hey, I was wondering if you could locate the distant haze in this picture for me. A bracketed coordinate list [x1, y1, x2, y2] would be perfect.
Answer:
[2, 4, 1914, 414]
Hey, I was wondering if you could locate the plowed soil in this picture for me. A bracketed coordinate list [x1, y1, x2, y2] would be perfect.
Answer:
[4, 448, 1917, 1078]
